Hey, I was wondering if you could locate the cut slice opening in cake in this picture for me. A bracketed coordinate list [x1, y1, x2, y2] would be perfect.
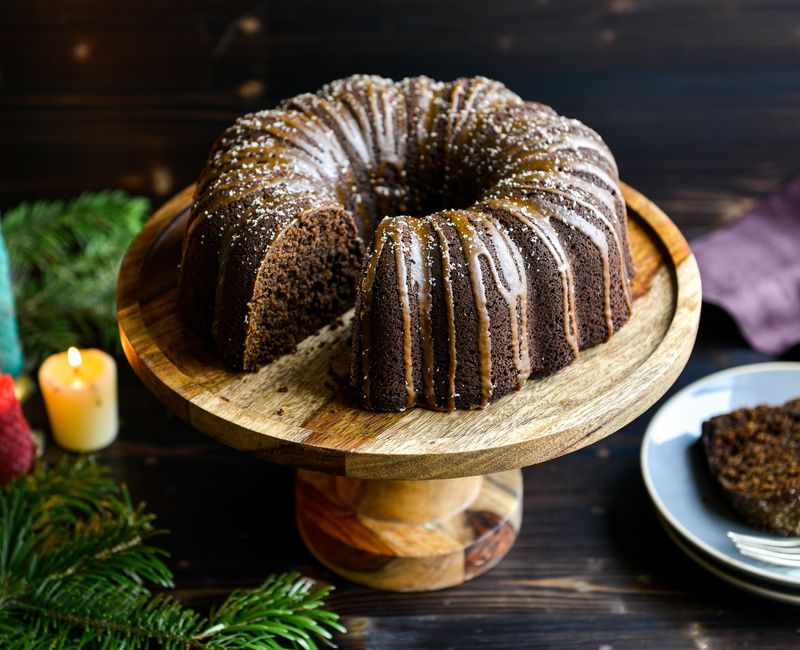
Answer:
[212, 208, 363, 370]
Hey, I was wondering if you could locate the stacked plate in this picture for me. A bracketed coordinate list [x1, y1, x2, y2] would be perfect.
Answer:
[641, 362, 800, 603]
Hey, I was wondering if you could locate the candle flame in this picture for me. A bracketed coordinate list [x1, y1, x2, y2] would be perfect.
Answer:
[67, 347, 82, 368]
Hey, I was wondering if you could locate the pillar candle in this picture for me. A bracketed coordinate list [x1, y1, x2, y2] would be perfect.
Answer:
[39, 347, 118, 452]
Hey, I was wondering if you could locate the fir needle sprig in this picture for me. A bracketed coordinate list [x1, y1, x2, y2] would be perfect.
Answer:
[2, 192, 151, 367]
[0, 457, 345, 649]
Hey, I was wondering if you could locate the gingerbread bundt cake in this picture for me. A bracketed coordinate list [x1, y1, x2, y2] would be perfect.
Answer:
[178, 75, 634, 411]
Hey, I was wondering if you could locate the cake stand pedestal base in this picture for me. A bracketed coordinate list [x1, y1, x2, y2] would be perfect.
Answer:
[118, 182, 701, 593]
[295, 469, 523, 592]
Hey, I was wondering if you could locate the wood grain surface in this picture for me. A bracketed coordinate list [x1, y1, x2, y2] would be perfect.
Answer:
[117, 182, 701, 480]
[296, 469, 522, 591]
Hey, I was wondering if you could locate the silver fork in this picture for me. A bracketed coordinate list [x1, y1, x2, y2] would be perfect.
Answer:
[728, 531, 800, 567]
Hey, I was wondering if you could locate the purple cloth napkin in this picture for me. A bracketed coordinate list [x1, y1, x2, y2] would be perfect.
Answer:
[692, 177, 800, 356]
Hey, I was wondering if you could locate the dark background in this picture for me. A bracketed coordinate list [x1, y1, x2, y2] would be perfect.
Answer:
[3, 0, 800, 238]
[6, 1, 800, 648]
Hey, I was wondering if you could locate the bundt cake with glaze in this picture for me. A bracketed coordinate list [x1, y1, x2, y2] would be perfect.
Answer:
[178, 75, 634, 411]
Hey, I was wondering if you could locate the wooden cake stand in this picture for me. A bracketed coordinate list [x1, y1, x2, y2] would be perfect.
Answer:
[117, 182, 701, 592]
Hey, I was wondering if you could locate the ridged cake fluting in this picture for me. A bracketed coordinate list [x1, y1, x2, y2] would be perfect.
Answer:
[178, 75, 634, 411]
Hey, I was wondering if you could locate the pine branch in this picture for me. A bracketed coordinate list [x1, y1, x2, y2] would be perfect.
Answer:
[2, 192, 150, 366]
[13, 580, 204, 649]
[0, 458, 345, 649]
[0, 458, 170, 604]
[8, 572, 345, 650]
[201, 573, 345, 649]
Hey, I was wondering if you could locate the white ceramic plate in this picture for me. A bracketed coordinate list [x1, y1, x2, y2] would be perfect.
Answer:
[641, 362, 800, 588]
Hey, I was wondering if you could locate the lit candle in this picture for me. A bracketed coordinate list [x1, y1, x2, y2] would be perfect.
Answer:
[38, 347, 118, 452]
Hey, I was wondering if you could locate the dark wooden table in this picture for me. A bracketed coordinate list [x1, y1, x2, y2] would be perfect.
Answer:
[6, 0, 800, 646]
[25, 310, 799, 649]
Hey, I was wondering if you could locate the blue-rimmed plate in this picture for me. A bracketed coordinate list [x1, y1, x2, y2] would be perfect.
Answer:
[641, 362, 800, 588]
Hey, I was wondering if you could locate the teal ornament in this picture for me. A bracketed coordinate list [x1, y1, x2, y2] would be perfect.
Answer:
[0, 227, 24, 376]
